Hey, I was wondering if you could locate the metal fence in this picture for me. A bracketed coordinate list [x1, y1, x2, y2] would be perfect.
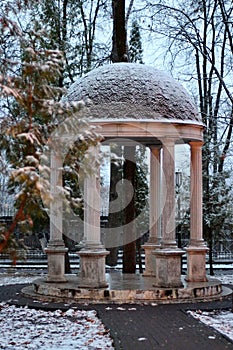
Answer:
[213, 240, 233, 260]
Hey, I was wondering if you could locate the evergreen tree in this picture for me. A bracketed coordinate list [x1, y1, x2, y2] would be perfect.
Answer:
[128, 19, 143, 64]
[0, 2, 99, 255]
[134, 145, 149, 273]
[30, 0, 110, 84]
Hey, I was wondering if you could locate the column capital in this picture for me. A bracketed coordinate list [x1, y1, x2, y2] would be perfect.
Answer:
[149, 145, 162, 160]
[189, 141, 204, 148]
[148, 144, 162, 151]
[160, 136, 178, 146]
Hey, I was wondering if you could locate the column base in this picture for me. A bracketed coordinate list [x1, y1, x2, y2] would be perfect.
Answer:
[45, 245, 68, 283]
[142, 243, 160, 277]
[161, 240, 177, 248]
[78, 249, 109, 288]
[185, 246, 209, 282]
[152, 248, 185, 288]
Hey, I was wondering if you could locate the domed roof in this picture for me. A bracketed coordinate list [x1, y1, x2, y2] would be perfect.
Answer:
[65, 63, 200, 123]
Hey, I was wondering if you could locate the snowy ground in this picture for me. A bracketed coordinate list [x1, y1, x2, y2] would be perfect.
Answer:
[0, 271, 232, 349]
[0, 273, 40, 287]
[186, 272, 232, 342]
[0, 304, 114, 350]
[188, 309, 233, 342]
[0, 272, 114, 349]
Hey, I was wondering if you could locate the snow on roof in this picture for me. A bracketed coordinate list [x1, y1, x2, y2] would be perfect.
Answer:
[65, 63, 200, 123]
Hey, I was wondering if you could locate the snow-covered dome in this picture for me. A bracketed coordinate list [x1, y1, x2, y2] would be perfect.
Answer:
[65, 63, 200, 123]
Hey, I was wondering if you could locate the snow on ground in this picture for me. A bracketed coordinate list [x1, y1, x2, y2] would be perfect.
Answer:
[187, 310, 233, 342]
[216, 273, 233, 285]
[0, 273, 114, 349]
[187, 273, 233, 343]
[0, 303, 114, 350]
[0, 273, 39, 286]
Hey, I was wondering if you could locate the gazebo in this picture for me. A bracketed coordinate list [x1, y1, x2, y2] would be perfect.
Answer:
[32, 63, 224, 302]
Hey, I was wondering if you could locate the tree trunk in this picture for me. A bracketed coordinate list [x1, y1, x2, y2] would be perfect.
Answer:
[206, 227, 214, 276]
[111, 0, 128, 62]
[106, 145, 122, 266]
[136, 238, 143, 274]
[63, 234, 71, 274]
[123, 146, 136, 273]
[111, 0, 137, 273]
[209, 240, 214, 276]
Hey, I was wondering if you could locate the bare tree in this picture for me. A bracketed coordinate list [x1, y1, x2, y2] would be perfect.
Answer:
[111, 0, 129, 62]
[30, 0, 110, 84]
[140, 0, 233, 274]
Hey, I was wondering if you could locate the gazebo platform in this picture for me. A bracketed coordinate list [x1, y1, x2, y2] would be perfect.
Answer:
[22, 271, 231, 304]
[39, 63, 219, 295]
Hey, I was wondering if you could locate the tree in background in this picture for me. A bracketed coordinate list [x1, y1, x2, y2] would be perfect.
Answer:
[106, 145, 123, 267]
[128, 15, 147, 273]
[128, 19, 143, 64]
[0, 1, 99, 258]
[28, 0, 110, 85]
[109, 0, 133, 272]
[109, 0, 150, 273]
[134, 145, 149, 273]
[140, 0, 233, 273]
[0, 152, 14, 217]
[111, 0, 129, 63]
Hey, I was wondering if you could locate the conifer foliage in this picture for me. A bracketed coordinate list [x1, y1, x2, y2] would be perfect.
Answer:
[128, 19, 143, 64]
[0, 0, 98, 254]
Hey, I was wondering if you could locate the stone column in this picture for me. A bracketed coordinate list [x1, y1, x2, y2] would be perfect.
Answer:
[45, 151, 68, 282]
[161, 138, 177, 248]
[143, 146, 161, 276]
[186, 141, 208, 282]
[78, 146, 109, 288]
[153, 138, 184, 287]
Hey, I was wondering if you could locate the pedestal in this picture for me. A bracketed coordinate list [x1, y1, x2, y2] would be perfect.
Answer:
[185, 246, 209, 282]
[153, 249, 185, 288]
[45, 244, 68, 282]
[142, 243, 160, 277]
[78, 249, 109, 288]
